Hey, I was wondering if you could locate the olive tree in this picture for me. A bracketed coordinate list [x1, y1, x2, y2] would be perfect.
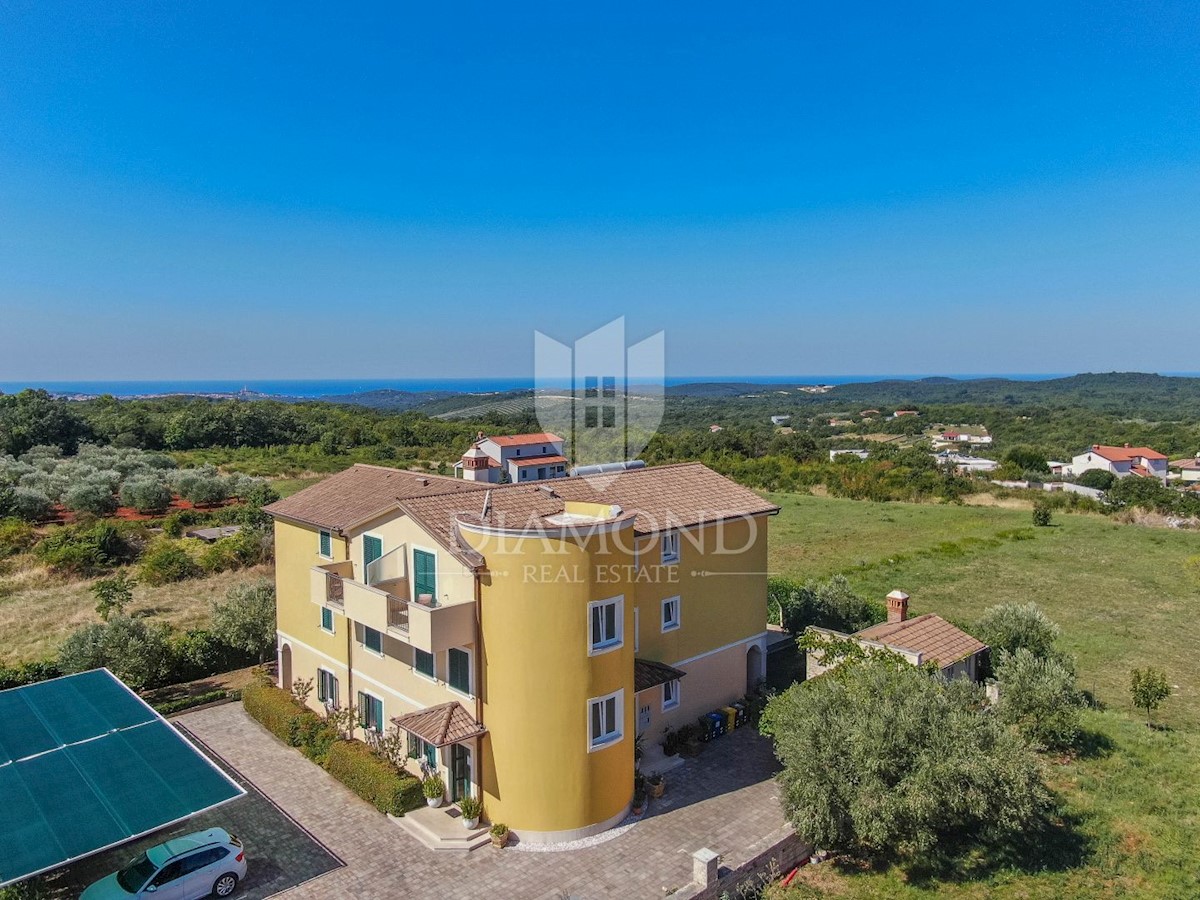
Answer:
[761, 654, 1048, 861]
[58, 615, 175, 690]
[120, 476, 173, 514]
[994, 648, 1082, 751]
[63, 479, 119, 517]
[211, 580, 277, 662]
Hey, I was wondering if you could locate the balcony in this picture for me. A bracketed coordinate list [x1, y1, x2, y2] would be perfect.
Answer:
[404, 595, 475, 654]
[342, 577, 406, 636]
[311, 561, 353, 608]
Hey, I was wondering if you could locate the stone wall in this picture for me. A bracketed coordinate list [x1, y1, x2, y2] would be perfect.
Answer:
[672, 829, 813, 900]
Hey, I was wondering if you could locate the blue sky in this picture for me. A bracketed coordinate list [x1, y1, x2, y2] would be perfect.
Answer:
[1, 2, 1198, 380]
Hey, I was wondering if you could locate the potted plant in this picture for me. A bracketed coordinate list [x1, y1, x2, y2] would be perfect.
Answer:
[631, 774, 647, 816]
[661, 726, 679, 758]
[634, 733, 644, 770]
[459, 795, 482, 829]
[490, 822, 509, 848]
[422, 774, 445, 808]
[648, 772, 665, 799]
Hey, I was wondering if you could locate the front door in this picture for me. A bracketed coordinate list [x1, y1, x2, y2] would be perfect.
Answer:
[637, 702, 651, 736]
[451, 743, 471, 801]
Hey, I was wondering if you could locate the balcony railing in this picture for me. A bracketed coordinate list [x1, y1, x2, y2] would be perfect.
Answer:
[387, 596, 409, 633]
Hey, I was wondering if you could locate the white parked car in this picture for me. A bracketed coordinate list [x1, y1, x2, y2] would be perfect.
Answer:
[81, 827, 247, 899]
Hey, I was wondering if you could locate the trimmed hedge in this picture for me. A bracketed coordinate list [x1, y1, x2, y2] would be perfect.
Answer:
[154, 689, 230, 716]
[324, 739, 423, 816]
[242, 680, 316, 745]
[242, 681, 422, 815]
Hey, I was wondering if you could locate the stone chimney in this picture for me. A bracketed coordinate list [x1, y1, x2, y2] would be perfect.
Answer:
[886, 590, 909, 624]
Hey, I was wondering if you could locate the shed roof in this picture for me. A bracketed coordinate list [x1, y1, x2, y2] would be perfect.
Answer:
[855, 614, 987, 669]
[634, 658, 687, 693]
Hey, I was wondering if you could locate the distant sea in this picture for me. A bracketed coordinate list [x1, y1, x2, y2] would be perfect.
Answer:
[0, 374, 1089, 399]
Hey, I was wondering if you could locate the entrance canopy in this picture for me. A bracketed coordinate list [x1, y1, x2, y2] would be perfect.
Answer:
[0, 668, 244, 887]
[392, 701, 486, 748]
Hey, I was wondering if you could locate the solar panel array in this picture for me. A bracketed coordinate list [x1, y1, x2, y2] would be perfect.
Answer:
[0, 669, 243, 886]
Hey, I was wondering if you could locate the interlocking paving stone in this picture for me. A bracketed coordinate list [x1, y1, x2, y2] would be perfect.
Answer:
[176, 704, 787, 899]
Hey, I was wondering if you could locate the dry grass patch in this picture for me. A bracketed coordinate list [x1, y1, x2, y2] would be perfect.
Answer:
[0, 563, 273, 664]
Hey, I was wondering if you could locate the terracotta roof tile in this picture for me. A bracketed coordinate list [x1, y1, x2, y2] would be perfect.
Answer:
[1089, 444, 1167, 462]
[509, 455, 568, 467]
[262, 464, 487, 531]
[855, 614, 987, 668]
[634, 658, 686, 693]
[399, 462, 780, 566]
[487, 433, 562, 447]
[391, 702, 486, 747]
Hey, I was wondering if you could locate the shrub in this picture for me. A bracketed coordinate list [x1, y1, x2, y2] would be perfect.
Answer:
[154, 690, 230, 716]
[0, 518, 36, 557]
[91, 572, 136, 621]
[1032, 501, 1052, 527]
[139, 539, 200, 585]
[162, 508, 212, 538]
[120, 477, 173, 514]
[0, 659, 62, 690]
[975, 602, 1070, 671]
[994, 648, 1082, 751]
[36, 522, 139, 576]
[170, 628, 251, 681]
[769, 574, 884, 635]
[199, 539, 240, 574]
[324, 739, 424, 816]
[8, 487, 52, 523]
[63, 480, 119, 517]
[243, 680, 315, 745]
[57, 615, 176, 690]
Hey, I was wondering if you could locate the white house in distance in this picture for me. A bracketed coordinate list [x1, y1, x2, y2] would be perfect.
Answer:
[770, 415, 791, 426]
[1171, 454, 1200, 483]
[830, 448, 870, 462]
[454, 432, 567, 483]
[1062, 444, 1169, 483]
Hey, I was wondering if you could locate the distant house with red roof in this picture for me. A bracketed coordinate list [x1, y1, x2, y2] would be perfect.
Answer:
[1063, 444, 1168, 483]
[454, 432, 567, 484]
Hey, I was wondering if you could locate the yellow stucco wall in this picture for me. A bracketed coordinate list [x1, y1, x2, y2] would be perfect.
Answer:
[464, 523, 636, 838]
[274, 519, 349, 686]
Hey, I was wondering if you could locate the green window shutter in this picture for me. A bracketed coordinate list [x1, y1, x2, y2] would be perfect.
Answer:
[415, 648, 434, 678]
[319, 530, 332, 557]
[424, 741, 438, 768]
[321, 607, 334, 632]
[363, 535, 383, 579]
[407, 732, 421, 759]
[356, 691, 368, 727]
[448, 649, 469, 694]
[414, 549, 436, 599]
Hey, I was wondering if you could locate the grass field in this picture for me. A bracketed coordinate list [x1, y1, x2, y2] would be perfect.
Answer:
[764, 491, 1200, 898]
[0, 564, 273, 665]
[766, 492, 1200, 729]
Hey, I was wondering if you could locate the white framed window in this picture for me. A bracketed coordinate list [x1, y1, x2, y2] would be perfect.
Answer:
[319, 530, 332, 559]
[317, 668, 339, 706]
[357, 690, 384, 734]
[661, 531, 680, 564]
[588, 596, 623, 655]
[588, 688, 624, 750]
[661, 596, 681, 632]
[320, 606, 335, 634]
[662, 678, 680, 711]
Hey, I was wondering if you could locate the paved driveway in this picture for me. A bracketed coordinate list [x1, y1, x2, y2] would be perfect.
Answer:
[177, 703, 788, 900]
[41, 720, 342, 899]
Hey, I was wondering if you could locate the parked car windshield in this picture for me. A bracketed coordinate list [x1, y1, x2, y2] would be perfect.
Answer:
[116, 853, 158, 893]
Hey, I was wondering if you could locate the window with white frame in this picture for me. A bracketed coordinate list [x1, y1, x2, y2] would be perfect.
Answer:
[320, 606, 335, 633]
[317, 668, 339, 706]
[661, 596, 680, 632]
[319, 530, 332, 559]
[588, 689, 623, 749]
[357, 691, 384, 733]
[660, 531, 680, 564]
[414, 648, 435, 679]
[588, 597, 623, 654]
[662, 678, 680, 711]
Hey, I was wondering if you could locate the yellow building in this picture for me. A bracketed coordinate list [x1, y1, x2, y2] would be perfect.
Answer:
[265, 461, 778, 843]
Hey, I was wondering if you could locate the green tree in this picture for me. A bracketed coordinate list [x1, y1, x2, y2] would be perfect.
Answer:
[211, 580, 276, 662]
[0, 389, 89, 456]
[91, 572, 137, 621]
[975, 603, 1067, 668]
[139, 539, 200, 585]
[57, 615, 176, 690]
[120, 476, 173, 514]
[1130, 667, 1171, 724]
[1075, 468, 1116, 490]
[7, 487, 52, 522]
[994, 648, 1081, 751]
[760, 655, 1048, 860]
[63, 480, 119, 517]
[1032, 501, 1053, 527]
[1004, 445, 1050, 474]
